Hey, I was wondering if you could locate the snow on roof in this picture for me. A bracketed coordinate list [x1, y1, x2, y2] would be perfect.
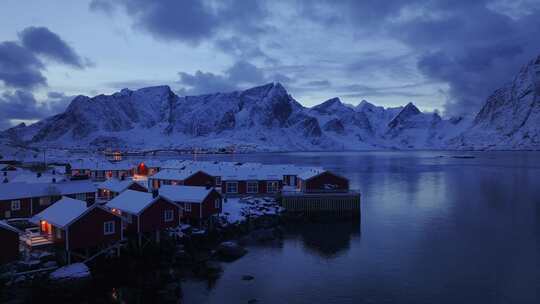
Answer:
[150, 168, 200, 181]
[32, 197, 88, 228]
[106, 190, 155, 215]
[298, 168, 326, 180]
[0, 180, 96, 201]
[0, 220, 20, 234]
[98, 178, 138, 193]
[159, 185, 213, 204]
[10, 172, 67, 184]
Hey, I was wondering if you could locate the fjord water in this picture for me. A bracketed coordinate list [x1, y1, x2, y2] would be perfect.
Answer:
[182, 151, 539, 304]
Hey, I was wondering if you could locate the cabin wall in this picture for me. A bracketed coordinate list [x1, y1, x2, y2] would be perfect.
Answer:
[304, 172, 349, 192]
[0, 198, 32, 219]
[139, 198, 180, 233]
[128, 183, 147, 192]
[181, 202, 201, 221]
[183, 172, 214, 187]
[68, 208, 122, 250]
[0, 227, 19, 264]
[202, 190, 222, 218]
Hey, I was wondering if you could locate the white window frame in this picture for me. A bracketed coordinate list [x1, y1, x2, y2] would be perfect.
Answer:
[75, 193, 86, 201]
[185, 203, 192, 212]
[103, 221, 115, 235]
[246, 181, 258, 193]
[215, 176, 222, 186]
[164, 209, 174, 222]
[11, 200, 21, 211]
[214, 199, 220, 209]
[226, 181, 238, 193]
[267, 181, 279, 193]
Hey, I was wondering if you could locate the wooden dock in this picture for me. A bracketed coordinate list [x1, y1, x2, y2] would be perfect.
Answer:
[279, 190, 361, 217]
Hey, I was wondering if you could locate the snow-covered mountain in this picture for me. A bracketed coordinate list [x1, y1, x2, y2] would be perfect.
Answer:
[451, 55, 540, 150]
[2, 54, 540, 152]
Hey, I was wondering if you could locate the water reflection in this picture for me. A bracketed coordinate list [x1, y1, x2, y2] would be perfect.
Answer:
[286, 220, 361, 259]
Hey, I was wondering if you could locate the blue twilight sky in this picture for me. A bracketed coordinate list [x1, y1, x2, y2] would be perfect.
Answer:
[1, 0, 540, 129]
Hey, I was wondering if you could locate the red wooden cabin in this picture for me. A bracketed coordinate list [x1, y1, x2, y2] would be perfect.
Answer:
[31, 197, 122, 263]
[158, 185, 221, 224]
[106, 190, 181, 235]
[297, 170, 349, 193]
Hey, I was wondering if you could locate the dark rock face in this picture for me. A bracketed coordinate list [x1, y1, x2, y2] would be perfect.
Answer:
[323, 118, 345, 134]
[300, 117, 322, 137]
[387, 102, 421, 129]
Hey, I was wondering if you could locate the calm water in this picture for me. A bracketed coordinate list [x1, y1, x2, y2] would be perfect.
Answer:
[176, 151, 539, 304]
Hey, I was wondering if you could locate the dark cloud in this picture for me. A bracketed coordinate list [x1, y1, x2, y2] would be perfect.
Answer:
[0, 90, 73, 130]
[0, 41, 46, 89]
[19, 26, 86, 68]
[0, 26, 88, 91]
[178, 60, 280, 95]
[95, 0, 269, 45]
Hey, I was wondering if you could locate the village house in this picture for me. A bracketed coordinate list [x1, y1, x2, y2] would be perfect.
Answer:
[106, 190, 181, 239]
[148, 169, 215, 191]
[0, 221, 20, 265]
[155, 160, 321, 196]
[30, 197, 122, 263]
[297, 169, 350, 193]
[158, 185, 221, 224]
[133, 160, 161, 178]
[69, 160, 133, 181]
[0, 180, 96, 219]
[97, 178, 148, 202]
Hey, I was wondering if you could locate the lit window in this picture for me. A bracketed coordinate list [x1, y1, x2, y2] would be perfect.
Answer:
[164, 210, 174, 222]
[185, 203, 192, 212]
[226, 182, 238, 193]
[247, 181, 258, 193]
[104, 221, 115, 235]
[214, 199, 220, 209]
[11, 200, 20, 211]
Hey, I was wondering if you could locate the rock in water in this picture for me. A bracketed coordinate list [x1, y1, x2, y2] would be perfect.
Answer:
[216, 241, 247, 261]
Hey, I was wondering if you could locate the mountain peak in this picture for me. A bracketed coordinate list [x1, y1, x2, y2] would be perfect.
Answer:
[311, 97, 346, 113]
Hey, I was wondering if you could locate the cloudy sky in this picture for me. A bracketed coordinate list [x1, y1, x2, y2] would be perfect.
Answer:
[1, 0, 540, 130]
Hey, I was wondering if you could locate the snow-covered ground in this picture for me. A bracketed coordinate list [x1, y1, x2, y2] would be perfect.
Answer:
[49, 263, 90, 280]
[221, 196, 284, 224]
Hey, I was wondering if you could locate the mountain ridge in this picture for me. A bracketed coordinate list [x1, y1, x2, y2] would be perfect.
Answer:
[3, 54, 540, 152]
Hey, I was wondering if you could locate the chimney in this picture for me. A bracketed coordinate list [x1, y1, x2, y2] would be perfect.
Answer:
[37, 172, 42, 178]
[52, 178, 56, 183]
[152, 189, 159, 198]
[52, 170, 56, 175]
[3, 171, 6, 176]
[2, 177, 8, 183]
[121, 174, 125, 181]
